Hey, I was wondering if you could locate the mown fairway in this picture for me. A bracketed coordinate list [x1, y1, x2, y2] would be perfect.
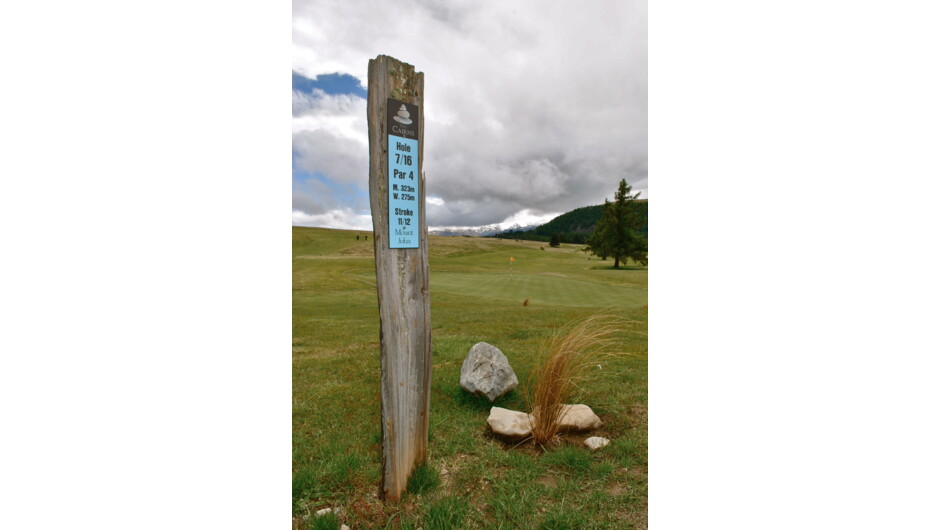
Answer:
[293, 227, 648, 529]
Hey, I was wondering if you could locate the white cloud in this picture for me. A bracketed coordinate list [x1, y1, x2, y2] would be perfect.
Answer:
[293, 0, 647, 228]
[499, 209, 562, 229]
[291, 208, 372, 230]
[292, 89, 367, 145]
[291, 88, 371, 211]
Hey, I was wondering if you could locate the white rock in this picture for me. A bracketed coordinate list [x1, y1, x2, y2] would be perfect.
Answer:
[315, 508, 332, 516]
[340, 525, 350, 530]
[584, 436, 610, 450]
[532, 404, 603, 432]
[460, 342, 518, 402]
[557, 404, 603, 432]
[486, 406, 534, 441]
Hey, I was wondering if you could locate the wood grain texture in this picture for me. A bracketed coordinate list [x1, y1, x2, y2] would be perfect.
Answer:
[367, 55, 431, 502]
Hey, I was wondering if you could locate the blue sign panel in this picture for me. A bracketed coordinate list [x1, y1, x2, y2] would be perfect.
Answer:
[387, 98, 420, 249]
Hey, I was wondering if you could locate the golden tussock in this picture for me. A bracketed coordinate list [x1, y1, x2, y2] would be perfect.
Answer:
[524, 314, 623, 447]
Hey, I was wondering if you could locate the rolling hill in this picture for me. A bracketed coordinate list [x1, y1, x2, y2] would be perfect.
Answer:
[492, 200, 647, 244]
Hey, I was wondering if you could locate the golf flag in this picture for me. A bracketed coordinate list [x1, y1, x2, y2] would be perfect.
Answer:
[510, 257, 516, 262]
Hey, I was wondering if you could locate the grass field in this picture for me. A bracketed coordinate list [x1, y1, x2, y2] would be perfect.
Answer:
[293, 227, 648, 529]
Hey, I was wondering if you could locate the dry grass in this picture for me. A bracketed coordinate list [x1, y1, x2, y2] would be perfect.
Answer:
[525, 315, 622, 447]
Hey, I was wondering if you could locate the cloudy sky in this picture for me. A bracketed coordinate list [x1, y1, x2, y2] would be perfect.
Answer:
[292, 0, 647, 231]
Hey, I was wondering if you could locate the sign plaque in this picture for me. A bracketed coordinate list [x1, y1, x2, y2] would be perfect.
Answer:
[386, 98, 420, 249]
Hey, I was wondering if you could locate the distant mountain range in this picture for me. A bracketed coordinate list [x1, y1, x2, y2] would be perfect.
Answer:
[430, 200, 647, 243]
[429, 222, 541, 237]
[493, 200, 647, 244]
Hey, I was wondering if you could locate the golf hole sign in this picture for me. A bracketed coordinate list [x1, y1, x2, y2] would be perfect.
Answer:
[387, 98, 420, 248]
[368, 55, 430, 501]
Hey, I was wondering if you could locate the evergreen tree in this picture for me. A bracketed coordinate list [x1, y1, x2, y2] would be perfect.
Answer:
[549, 233, 561, 247]
[586, 179, 647, 268]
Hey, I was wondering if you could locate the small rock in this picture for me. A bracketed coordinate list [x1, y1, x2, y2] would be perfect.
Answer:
[460, 342, 519, 402]
[557, 404, 603, 432]
[532, 404, 603, 432]
[315, 508, 332, 516]
[584, 436, 610, 450]
[340, 526, 350, 530]
[486, 406, 534, 441]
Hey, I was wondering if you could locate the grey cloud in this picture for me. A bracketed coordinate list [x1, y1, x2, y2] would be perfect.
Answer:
[293, 129, 368, 187]
[292, 89, 364, 118]
[426, 196, 526, 227]
[292, 177, 336, 215]
[292, 191, 330, 215]
[294, 0, 646, 227]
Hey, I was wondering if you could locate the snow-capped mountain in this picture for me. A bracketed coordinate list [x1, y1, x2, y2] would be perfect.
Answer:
[429, 222, 541, 237]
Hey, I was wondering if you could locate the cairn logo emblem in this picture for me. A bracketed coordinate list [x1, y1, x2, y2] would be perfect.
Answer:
[392, 104, 413, 125]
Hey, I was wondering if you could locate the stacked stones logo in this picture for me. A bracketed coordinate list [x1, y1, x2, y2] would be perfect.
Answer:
[387, 98, 419, 139]
[393, 104, 412, 124]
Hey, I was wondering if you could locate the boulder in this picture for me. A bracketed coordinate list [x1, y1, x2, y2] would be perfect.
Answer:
[584, 436, 610, 451]
[487, 407, 534, 441]
[460, 342, 518, 401]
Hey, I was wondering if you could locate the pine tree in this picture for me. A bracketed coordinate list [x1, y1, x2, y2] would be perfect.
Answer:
[549, 233, 561, 247]
[586, 179, 647, 268]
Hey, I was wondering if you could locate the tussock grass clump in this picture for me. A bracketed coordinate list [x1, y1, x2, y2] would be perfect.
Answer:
[541, 445, 591, 471]
[539, 509, 590, 529]
[321, 453, 364, 492]
[526, 315, 621, 447]
[309, 511, 341, 530]
[423, 496, 470, 529]
[292, 466, 319, 509]
[406, 462, 440, 495]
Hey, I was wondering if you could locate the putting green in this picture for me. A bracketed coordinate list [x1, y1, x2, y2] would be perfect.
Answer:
[430, 271, 646, 308]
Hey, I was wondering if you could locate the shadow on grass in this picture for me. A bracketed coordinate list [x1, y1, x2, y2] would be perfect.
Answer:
[508, 327, 552, 340]
[447, 383, 521, 412]
[588, 264, 648, 271]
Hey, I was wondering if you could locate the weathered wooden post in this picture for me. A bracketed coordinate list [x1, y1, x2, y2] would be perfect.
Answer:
[366, 55, 431, 501]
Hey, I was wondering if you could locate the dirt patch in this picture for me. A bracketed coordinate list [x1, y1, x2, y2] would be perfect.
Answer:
[618, 467, 648, 480]
[607, 483, 626, 496]
[536, 475, 558, 488]
[347, 492, 383, 523]
[337, 245, 375, 257]
[438, 462, 453, 489]
[436, 451, 476, 488]
[493, 429, 612, 454]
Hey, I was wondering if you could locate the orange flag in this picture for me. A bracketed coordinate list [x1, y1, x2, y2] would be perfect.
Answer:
[510, 257, 516, 262]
